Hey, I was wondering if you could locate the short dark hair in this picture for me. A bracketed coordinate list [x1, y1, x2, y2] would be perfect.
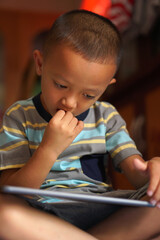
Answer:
[43, 9, 122, 65]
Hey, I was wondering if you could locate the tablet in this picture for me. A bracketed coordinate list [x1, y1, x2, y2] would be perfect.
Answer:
[1, 185, 154, 207]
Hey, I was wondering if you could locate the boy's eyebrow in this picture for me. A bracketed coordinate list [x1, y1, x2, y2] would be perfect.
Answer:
[83, 88, 101, 95]
[52, 74, 68, 83]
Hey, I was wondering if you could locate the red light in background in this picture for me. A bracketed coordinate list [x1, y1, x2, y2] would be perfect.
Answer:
[80, 0, 111, 17]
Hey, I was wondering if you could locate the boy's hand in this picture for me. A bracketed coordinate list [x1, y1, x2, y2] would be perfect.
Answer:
[133, 158, 160, 207]
[40, 110, 84, 158]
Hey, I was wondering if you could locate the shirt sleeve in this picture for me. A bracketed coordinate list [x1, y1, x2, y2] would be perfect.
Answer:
[103, 103, 142, 171]
[0, 105, 31, 171]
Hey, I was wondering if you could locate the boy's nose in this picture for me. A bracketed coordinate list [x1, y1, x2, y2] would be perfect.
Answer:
[61, 96, 77, 111]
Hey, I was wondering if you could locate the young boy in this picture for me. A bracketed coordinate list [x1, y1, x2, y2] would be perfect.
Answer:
[0, 9, 160, 240]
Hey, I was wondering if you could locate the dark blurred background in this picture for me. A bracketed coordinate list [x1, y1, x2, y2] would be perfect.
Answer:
[0, 0, 160, 172]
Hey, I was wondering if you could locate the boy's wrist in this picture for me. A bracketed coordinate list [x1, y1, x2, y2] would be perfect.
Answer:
[37, 143, 59, 163]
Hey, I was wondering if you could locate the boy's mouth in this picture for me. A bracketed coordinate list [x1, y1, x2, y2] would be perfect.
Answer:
[56, 108, 75, 116]
[56, 108, 65, 111]
[56, 108, 68, 113]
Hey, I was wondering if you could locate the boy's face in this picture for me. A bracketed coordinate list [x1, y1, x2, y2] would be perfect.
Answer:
[34, 44, 117, 117]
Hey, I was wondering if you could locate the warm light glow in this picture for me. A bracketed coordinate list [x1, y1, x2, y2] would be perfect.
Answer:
[80, 0, 111, 17]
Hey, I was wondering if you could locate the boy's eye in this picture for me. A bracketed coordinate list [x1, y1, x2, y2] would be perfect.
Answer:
[83, 93, 95, 99]
[55, 82, 67, 89]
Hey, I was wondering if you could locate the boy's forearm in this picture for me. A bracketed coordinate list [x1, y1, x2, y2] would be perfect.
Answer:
[0, 146, 58, 189]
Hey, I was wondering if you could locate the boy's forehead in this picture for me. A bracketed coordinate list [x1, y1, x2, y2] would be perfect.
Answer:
[44, 42, 117, 66]
[46, 44, 115, 69]
[43, 44, 117, 84]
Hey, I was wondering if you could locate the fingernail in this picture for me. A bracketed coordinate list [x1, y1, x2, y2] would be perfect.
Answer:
[150, 199, 157, 205]
[147, 190, 153, 197]
[157, 203, 160, 209]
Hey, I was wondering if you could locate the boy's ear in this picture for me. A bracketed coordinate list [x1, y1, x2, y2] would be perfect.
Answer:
[109, 78, 116, 85]
[33, 50, 43, 76]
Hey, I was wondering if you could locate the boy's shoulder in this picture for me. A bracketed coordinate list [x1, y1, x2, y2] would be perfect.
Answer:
[3, 97, 39, 126]
[87, 101, 119, 122]
[5, 97, 35, 116]
[92, 101, 116, 111]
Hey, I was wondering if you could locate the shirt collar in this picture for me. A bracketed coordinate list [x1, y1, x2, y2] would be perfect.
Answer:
[32, 93, 89, 122]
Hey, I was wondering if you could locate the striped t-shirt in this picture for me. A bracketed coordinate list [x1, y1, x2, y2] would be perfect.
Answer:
[0, 93, 141, 203]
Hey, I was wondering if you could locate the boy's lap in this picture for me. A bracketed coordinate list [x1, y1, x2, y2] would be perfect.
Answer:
[24, 184, 148, 230]
[0, 183, 148, 231]
[0, 193, 28, 206]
